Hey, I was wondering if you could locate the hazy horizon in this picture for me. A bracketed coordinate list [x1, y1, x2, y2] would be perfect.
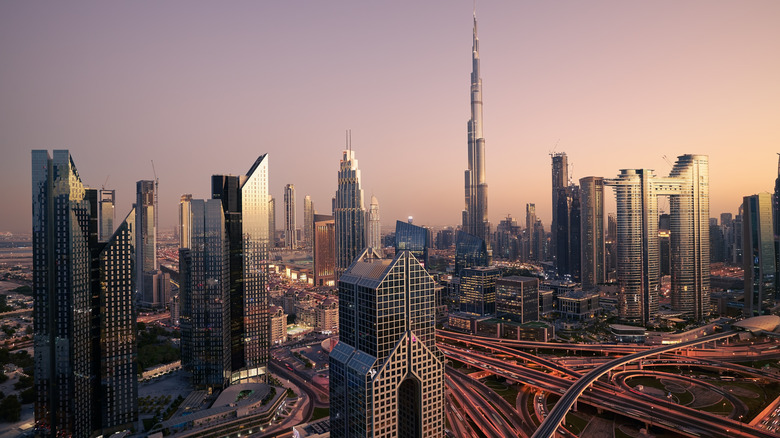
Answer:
[2, 1, 779, 234]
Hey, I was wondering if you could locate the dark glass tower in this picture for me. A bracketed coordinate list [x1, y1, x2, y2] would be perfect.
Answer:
[335, 148, 366, 279]
[743, 193, 776, 316]
[454, 230, 488, 275]
[32, 150, 137, 437]
[580, 177, 605, 290]
[394, 220, 430, 267]
[330, 250, 444, 438]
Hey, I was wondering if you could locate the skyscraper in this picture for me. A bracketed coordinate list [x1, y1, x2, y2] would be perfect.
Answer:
[335, 148, 366, 279]
[554, 183, 580, 280]
[284, 184, 297, 249]
[179, 199, 231, 389]
[179, 194, 192, 249]
[136, 180, 157, 303]
[525, 203, 536, 260]
[455, 230, 489, 275]
[32, 150, 137, 437]
[460, 266, 500, 316]
[462, 12, 491, 253]
[551, 152, 568, 269]
[269, 195, 276, 248]
[394, 220, 431, 267]
[367, 195, 381, 250]
[605, 154, 710, 323]
[743, 193, 776, 316]
[304, 194, 314, 250]
[313, 214, 336, 287]
[211, 155, 270, 383]
[580, 177, 605, 290]
[330, 250, 444, 438]
[98, 189, 115, 241]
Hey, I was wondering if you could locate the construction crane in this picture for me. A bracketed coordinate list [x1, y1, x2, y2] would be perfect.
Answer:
[101, 175, 110, 191]
[662, 155, 674, 168]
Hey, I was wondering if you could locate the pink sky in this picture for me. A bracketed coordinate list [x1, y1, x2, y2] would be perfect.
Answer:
[1, 1, 779, 233]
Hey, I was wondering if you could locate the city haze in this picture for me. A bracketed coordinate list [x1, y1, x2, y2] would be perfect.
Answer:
[2, 1, 779, 233]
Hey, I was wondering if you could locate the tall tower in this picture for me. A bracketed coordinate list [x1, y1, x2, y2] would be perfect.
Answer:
[367, 195, 381, 250]
[98, 189, 115, 241]
[135, 180, 157, 302]
[32, 150, 137, 437]
[551, 152, 568, 269]
[268, 195, 276, 248]
[304, 195, 314, 250]
[313, 214, 336, 287]
[179, 194, 192, 249]
[179, 199, 230, 389]
[743, 193, 776, 316]
[580, 177, 605, 290]
[211, 155, 270, 383]
[525, 203, 536, 260]
[284, 184, 297, 249]
[463, 12, 490, 251]
[330, 250, 444, 438]
[335, 147, 366, 279]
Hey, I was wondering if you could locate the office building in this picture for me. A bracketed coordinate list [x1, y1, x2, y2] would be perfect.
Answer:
[330, 250, 444, 438]
[285, 184, 297, 249]
[142, 270, 171, 309]
[32, 150, 137, 437]
[580, 177, 605, 290]
[551, 152, 568, 269]
[494, 215, 521, 261]
[313, 214, 336, 287]
[136, 180, 157, 304]
[394, 220, 430, 267]
[211, 155, 271, 383]
[335, 148, 366, 279]
[462, 12, 491, 257]
[179, 194, 192, 248]
[460, 266, 499, 316]
[179, 199, 231, 389]
[367, 195, 381, 250]
[554, 183, 580, 281]
[269, 195, 277, 247]
[743, 193, 776, 316]
[98, 189, 115, 241]
[270, 306, 288, 345]
[496, 276, 539, 323]
[455, 230, 489, 275]
[304, 195, 314, 250]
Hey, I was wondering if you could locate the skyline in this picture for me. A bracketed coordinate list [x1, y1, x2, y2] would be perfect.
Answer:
[2, 1, 780, 233]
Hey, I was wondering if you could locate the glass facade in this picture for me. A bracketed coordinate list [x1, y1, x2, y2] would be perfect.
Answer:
[455, 230, 488, 275]
[98, 189, 115, 241]
[580, 177, 605, 290]
[496, 276, 539, 323]
[314, 214, 336, 287]
[367, 195, 381, 250]
[135, 180, 157, 303]
[32, 150, 137, 437]
[335, 149, 366, 279]
[330, 250, 443, 438]
[304, 194, 314, 250]
[743, 193, 776, 316]
[284, 184, 297, 249]
[459, 266, 499, 316]
[394, 220, 430, 267]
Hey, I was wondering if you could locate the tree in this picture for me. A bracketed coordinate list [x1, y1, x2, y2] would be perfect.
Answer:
[0, 395, 21, 422]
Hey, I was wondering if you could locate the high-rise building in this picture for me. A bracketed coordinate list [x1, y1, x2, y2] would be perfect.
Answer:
[580, 177, 605, 290]
[313, 214, 336, 287]
[269, 195, 276, 248]
[284, 184, 297, 249]
[304, 195, 314, 250]
[330, 250, 444, 438]
[395, 220, 431, 267]
[32, 150, 137, 437]
[496, 276, 539, 323]
[551, 152, 568, 269]
[460, 266, 500, 316]
[462, 13, 491, 256]
[455, 230, 489, 275]
[605, 155, 710, 323]
[554, 183, 580, 281]
[211, 155, 270, 383]
[775, 155, 780, 292]
[335, 148, 366, 279]
[179, 199, 230, 389]
[367, 195, 381, 250]
[525, 203, 537, 260]
[179, 194, 192, 249]
[98, 189, 115, 241]
[743, 193, 776, 316]
[136, 180, 157, 303]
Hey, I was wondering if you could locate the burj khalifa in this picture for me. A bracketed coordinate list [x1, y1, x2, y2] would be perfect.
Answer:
[462, 12, 490, 247]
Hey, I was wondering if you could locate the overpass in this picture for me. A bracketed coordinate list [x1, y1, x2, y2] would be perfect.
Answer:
[532, 329, 738, 438]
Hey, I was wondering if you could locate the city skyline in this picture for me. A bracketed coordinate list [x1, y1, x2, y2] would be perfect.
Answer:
[3, 1, 780, 233]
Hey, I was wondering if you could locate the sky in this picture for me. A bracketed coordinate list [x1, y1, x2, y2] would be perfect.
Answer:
[1, 1, 779, 234]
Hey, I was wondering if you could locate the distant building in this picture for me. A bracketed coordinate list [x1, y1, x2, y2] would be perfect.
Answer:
[315, 297, 339, 334]
[313, 214, 336, 287]
[394, 220, 431, 267]
[579, 176, 604, 290]
[334, 148, 366, 280]
[557, 290, 600, 321]
[136, 180, 157, 305]
[460, 266, 499, 316]
[285, 184, 297, 249]
[455, 230, 489, 275]
[496, 276, 539, 323]
[330, 250, 444, 438]
[525, 203, 537, 260]
[269, 195, 276, 247]
[367, 195, 381, 250]
[270, 305, 288, 345]
[304, 195, 314, 251]
[98, 189, 115, 241]
[179, 194, 192, 248]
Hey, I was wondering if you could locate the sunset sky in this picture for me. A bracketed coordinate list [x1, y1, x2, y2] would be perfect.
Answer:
[1, 1, 779, 234]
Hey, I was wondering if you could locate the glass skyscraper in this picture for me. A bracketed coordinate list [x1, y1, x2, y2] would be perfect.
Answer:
[335, 148, 366, 279]
[460, 266, 500, 316]
[743, 193, 776, 316]
[367, 195, 381, 250]
[98, 189, 115, 241]
[32, 150, 137, 437]
[284, 183, 297, 249]
[394, 219, 430, 267]
[330, 250, 444, 438]
[455, 230, 489, 275]
[314, 214, 336, 287]
[580, 176, 605, 290]
[304, 194, 314, 250]
[135, 179, 157, 304]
